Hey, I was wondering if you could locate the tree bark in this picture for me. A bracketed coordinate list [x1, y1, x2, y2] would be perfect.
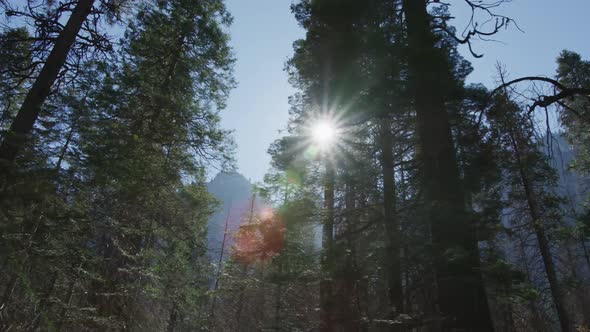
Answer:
[210, 200, 232, 320]
[401, 0, 493, 330]
[167, 303, 178, 332]
[379, 118, 404, 316]
[320, 161, 335, 332]
[509, 130, 572, 332]
[0, 0, 95, 164]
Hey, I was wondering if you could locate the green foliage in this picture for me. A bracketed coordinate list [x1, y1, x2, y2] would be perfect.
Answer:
[0, 0, 234, 330]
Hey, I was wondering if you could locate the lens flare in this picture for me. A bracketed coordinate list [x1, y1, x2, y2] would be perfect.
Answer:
[231, 208, 286, 265]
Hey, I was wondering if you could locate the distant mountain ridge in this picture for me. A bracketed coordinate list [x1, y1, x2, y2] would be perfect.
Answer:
[545, 134, 589, 210]
[206, 172, 263, 263]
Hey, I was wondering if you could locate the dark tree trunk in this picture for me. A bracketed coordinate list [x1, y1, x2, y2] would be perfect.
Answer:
[508, 131, 572, 332]
[581, 239, 590, 272]
[379, 118, 404, 316]
[0, 0, 95, 164]
[310, 2, 362, 330]
[331, 182, 361, 331]
[167, 303, 178, 332]
[320, 162, 335, 332]
[401, 0, 493, 330]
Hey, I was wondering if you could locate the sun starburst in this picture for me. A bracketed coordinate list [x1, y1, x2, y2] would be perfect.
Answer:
[311, 119, 338, 150]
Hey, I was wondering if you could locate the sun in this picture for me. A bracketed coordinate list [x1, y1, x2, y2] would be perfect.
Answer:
[311, 119, 338, 149]
[299, 112, 347, 160]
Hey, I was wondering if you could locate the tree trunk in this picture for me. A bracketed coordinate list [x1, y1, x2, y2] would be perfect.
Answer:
[167, 303, 178, 332]
[210, 200, 233, 322]
[320, 161, 335, 332]
[380, 118, 404, 317]
[401, 0, 492, 330]
[581, 238, 590, 272]
[0, 0, 95, 164]
[509, 131, 572, 332]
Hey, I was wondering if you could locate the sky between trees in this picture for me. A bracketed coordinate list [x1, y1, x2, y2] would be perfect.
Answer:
[223, 0, 590, 183]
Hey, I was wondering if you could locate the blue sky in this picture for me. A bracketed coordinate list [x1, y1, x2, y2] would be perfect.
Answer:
[221, 0, 303, 183]
[221, 0, 590, 183]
